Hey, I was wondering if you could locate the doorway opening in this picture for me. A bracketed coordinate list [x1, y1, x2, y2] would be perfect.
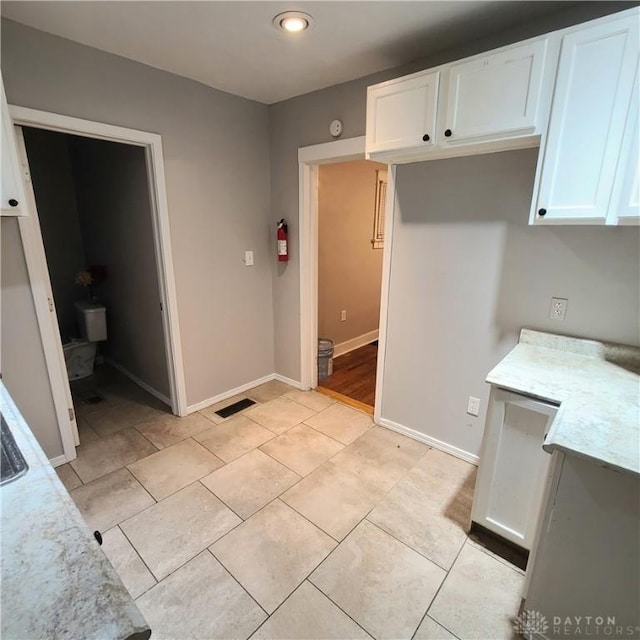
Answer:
[8, 106, 187, 462]
[316, 159, 387, 411]
[298, 136, 395, 421]
[21, 126, 174, 434]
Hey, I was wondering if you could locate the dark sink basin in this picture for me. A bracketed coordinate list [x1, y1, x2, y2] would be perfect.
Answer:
[1, 414, 28, 485]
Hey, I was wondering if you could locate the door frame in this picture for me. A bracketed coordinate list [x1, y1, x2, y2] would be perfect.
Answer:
[298, 136, 396, 422]
[9, 105, 188, 461]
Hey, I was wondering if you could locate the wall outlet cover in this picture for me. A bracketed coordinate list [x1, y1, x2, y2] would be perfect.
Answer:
[549, 297, 568, 320]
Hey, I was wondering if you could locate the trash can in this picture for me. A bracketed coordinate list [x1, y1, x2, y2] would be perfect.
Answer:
[318, 338, 334, 381]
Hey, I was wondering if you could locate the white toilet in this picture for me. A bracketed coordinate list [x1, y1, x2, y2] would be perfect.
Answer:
[63, 302, 107, 381]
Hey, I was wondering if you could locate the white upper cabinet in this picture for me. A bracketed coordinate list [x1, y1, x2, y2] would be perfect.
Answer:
[366, 71, 439, 155]
[441, 39, 551, 144]
[1, 76, 26, 217]
[532, 14, 639, 224]
[609, 69, 639, 224]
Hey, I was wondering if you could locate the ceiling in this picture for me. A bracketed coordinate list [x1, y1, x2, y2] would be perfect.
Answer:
[1, 1, 576, 104]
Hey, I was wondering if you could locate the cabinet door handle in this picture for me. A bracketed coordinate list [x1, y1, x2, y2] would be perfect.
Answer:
[538, 208, 547, 217]
[8, 199, 19, 207]
[422, 134, 430, 142]
[444, 129, 452, 137]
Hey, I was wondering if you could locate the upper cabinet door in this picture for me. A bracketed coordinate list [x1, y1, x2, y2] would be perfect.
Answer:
[366, 71, 439, 155]
[1, 76, 26, 217]
[533, 15, 639, 224]
[609, 69, 639, 225]
[441, 39, 551, 143]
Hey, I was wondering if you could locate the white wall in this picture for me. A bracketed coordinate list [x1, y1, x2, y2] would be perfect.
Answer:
[1, 18, 274, 410]
[381, 150, 640, 459]
[1, 218, 63, 458]
[318, 160, 385, 348]
[69, 136, 170, 398]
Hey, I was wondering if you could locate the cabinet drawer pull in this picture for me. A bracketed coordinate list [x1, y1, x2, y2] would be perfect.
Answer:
[422, 134, 430, 142]
[538, 208, 547, 217]
[444, 129, 452, 137]
[8, 199, 19, 207]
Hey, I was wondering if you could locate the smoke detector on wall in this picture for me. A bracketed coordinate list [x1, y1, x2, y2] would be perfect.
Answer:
[329, 119, 343, 137]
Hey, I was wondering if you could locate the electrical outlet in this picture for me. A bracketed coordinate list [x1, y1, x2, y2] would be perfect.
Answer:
[244, 251, 254, 266]
[549, 297, 568, 320]
[340, 309, 347, 322]
[467, 396, 481, 417]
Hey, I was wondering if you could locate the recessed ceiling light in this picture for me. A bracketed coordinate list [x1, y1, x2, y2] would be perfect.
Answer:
[273, 11, 313, 34]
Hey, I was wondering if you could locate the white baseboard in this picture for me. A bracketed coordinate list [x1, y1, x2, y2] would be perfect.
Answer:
[273, 373, 304, 390]
[104, 357, 171, 407]
[186, 372, 305, 414]
[333, 330, 379, 358]
[49, 454, 68, 468]
[376, 416, 479, 466]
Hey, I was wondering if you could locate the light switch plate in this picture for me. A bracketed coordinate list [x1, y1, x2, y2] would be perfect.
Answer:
[244, 251, 254, 266]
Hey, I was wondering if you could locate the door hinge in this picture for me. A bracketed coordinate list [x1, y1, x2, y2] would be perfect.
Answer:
[68, 407, 75, 422]
[48, 297, 54, 312]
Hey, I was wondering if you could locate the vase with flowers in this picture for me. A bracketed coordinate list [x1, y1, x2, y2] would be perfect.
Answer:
[75, 265, 107, 303]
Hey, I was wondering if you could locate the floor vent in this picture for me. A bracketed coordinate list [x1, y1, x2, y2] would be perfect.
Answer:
[215, 397, 255, 419]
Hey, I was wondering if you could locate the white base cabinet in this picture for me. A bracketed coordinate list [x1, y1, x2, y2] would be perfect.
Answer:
[471, 387, 557, 551]
[524, 452, 640, 638]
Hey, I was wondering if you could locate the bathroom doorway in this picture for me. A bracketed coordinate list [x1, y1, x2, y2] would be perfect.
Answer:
[8, 106, 186, 462]
[21, 127, 171, 426]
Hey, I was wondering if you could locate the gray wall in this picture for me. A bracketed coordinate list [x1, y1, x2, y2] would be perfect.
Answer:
[1, 218, 63, 458]
[268, 1, 635, 382]
[22, 128, 85, 340]
[70, 136, 170, 398]
[1, 18, 274, 409]
[384, 150, 640, 458]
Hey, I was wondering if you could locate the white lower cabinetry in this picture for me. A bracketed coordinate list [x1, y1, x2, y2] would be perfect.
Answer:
[471, 387, 557, 551]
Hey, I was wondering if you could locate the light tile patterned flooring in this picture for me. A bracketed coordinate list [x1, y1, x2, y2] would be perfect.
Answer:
[57, 366, 525, 640]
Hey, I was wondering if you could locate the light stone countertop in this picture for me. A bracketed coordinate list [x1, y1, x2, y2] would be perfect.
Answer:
[0, 383, 151, 640]
[486, 329, 640, 477]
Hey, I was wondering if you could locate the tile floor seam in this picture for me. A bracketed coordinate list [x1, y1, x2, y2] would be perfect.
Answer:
[300, 418, 359, 448]
[466, 538, 527, 576]
[422, 533, 473, 631]
[204, 548, 270, 619]
[363, 511, 464, 573]
[115, 524, 159, 599]
[208, 497, 339, 609]
[125, 438, 225, 502]
[196, 479, 250, 522]
[248, 579, 373, 640]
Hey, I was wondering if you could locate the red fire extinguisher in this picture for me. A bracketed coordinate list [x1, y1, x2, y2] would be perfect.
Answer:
[277, 219, 288, 262]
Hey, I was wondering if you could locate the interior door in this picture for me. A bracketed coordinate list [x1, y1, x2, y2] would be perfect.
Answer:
[12, 122, 80, 457]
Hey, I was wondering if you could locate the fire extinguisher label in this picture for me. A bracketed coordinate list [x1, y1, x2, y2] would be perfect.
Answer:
[278, 240, 287, 255]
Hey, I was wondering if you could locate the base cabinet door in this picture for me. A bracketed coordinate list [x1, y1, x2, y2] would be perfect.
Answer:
[533, 14, 639, 224]
[366, 71, 439, 155]
[472, 387, 557, 551]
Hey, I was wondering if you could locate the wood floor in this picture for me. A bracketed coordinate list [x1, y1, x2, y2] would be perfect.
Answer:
[318, 342, 377, 407]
